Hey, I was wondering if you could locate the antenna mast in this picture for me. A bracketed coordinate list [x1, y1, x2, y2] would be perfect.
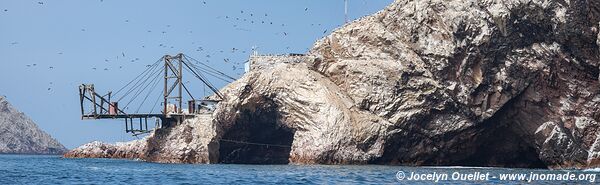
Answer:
[344, 0, 348, 23]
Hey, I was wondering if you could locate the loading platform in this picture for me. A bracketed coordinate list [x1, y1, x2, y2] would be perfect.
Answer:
[78, 53, 234, 135]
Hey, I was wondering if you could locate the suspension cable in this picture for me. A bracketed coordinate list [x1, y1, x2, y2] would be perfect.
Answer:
[148, 89, 163, 114]
[122, 65, 164, 110]
[116, 61, 162, 102]
[136, 68, 164, 113]
[182, 63, 219, 96]
[183, 55, 237, 81]
[180, 59, 225, 99]
[218, 139, 292, 148]
[182, 57, 224, 93]
[113, 57, 163, 97]
[188, 62, 233, 83]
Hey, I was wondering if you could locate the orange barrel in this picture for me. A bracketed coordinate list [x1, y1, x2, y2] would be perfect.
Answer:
[109, 102, 118, 115]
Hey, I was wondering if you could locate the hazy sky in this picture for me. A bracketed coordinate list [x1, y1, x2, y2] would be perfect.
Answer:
[0, 0, 393, 149]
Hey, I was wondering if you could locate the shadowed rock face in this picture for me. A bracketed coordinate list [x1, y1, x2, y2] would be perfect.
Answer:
[0, 96, 67, 154]
[65, 0, 600, 169]
[218, 99, 295, 164]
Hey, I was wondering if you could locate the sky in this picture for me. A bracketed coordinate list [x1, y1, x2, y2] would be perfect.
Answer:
[0, 0, 393, 149]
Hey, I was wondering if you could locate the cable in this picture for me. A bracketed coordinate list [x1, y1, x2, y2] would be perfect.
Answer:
[148, 89, 163, 114]
[185, 63, 219, 90]
[182, 64, 223, 96]
[183, 55, 237, 81]
[136, 68, 164, 113]
[113, 58, 162, 97]
[182, 57, 225, 97]
[117, 61, 162, 102]
[124, 67, 163, 110]
[122, 65, 164, 110]
[189, 63, 233, 83]
[181, 59, 224, 99]
[219, 139, 292, 148]
[117, 62, 161, 102]
[188, 64, 233, 83]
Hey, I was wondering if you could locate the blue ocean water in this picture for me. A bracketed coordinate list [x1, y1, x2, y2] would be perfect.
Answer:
[0, 155, 598, 184]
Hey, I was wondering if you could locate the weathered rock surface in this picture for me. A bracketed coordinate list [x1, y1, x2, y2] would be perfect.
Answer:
[65, 115, 216, 163]
[0, 96, 67, 154]
[65, 0, 600, 169]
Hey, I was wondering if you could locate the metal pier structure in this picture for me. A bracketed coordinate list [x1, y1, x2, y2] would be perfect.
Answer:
[79, 53, 235, 136]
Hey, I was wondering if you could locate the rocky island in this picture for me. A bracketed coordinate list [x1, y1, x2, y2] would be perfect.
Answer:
[0, 96, 67, 154]
[65, 0, 600, 169]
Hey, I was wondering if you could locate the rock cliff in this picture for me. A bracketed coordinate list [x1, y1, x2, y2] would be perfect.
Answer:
[0, 96, 67, 154]
[65, 0, 600, 169]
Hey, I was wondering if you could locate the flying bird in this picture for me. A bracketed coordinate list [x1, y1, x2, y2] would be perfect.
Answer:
[38, 2, 44, 5]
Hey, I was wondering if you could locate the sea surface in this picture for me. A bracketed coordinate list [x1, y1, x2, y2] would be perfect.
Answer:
[0, 155, 598, 184]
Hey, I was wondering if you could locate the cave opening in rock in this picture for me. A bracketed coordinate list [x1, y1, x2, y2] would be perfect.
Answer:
[451, 123, 548, 168]
[451, 92, 549, 169]
[218, 100, 295, 164]
[374, 92, 548, 168]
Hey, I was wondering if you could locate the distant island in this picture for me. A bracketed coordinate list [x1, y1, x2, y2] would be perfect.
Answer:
[0, 96, 67, 154]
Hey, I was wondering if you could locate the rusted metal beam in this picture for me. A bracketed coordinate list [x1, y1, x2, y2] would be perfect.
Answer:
[79, 86, 85, 119]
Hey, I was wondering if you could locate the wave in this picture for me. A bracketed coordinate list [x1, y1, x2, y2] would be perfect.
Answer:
[583, 168, 600, 172]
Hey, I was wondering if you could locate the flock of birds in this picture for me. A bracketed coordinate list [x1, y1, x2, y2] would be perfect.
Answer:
[4, 1, 351, 95]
